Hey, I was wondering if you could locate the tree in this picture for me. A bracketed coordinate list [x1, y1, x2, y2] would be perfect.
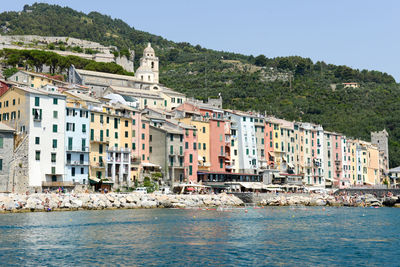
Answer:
[254, 55, 267, 67]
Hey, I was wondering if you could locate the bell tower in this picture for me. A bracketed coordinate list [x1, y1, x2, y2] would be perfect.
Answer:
[135, 43, 159, 84]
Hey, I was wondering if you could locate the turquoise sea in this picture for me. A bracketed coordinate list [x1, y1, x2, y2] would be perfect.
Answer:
[0, 207, 399, 266]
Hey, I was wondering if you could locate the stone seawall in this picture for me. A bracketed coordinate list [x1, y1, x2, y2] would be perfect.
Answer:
[257, 193, 400, 207]
[335, 189, 400, 198]
[0, 193, 243, 213]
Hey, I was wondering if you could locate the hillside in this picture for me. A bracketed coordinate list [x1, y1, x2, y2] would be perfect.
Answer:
[1, 3, 400, 167]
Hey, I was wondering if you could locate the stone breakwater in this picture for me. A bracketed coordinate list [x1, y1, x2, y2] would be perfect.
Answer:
[258, 193, 400, 207]
[0, 193, 244, 213]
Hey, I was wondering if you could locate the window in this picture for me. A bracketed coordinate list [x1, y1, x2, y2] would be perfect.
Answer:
[203, 127, 206, 133]
[53, 98, 58, 105]
[220, 158, 223, 168]
[203, 143, 206, 150]
[99, 144, 103, 154]
[246, 148, 249, 155]
[35, 97, 40, 107]
[170, 145, 174, 154]
[189, 165, 192, 176]
[114, 118, 118, 129]
[189, 154, 193, 163]
[90, 129, 94, 141]
[217, 121, 220, 127]
[35, 150, 41, 160]
[52, 124, 58, 133]
[132, 119, 136, 125]
[91, 113, 94, 122]
[125, 131, 129, 138]
[170, 134, 174, 141]
[0, 159, 2, 171]
[142, 144, 145, 150]
[132, 143, 136, 150]
[51, 167, 56, 175]
[193, 143, 197, 150]
[115, 132, 118, 139]
[149, 146, 152, 153]
[243, 117, 246, 122]
[82, 124, 86, 133]
[35, 137, 40, 145]
[125, 120, 128, 127]
[71, 167, 75, 177]
[68, 137, 73, 150]
[142, 123, 146, 129]
[82, 139, 86, 151]
[51, 153, 56, 163]
[141, 133, 145, 140]
[185, 142, 189, 149]
[52, 139, 57, 148]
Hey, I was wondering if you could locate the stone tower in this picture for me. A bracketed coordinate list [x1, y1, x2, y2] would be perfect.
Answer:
[371, 129, 389, 171]
[135, 43, 159, 84]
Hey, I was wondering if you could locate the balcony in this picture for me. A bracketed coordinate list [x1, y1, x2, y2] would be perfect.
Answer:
[90, 162, 106, 169]
[107, 147, 131, 153]
[66, 160, 88, 166]
[66, 146, 90, 153]
[90, 136, 109, 143]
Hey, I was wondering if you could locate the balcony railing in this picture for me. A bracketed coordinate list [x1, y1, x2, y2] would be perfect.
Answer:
[90, 136, 110, 143]
[66, 146, 89, 152]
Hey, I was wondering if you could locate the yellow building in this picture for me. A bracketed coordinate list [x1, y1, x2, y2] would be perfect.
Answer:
[8, 70, 67, 89]
[179, 117, 210, 170]
[367, 144, 380, 185]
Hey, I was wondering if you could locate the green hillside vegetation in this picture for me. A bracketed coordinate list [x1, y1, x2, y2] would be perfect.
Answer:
[1, 3, 400, 167]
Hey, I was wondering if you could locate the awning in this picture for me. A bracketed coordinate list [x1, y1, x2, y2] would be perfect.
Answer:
[198, 155, 204, 161]
[288, 163, 294, 168]
[141, 162, 161, 168]
[89, 177, 101, 183]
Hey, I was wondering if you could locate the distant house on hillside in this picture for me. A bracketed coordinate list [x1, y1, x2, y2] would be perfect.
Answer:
[342, 82, 359, 88]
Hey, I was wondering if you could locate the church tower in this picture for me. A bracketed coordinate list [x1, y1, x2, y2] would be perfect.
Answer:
[135, 43, 159, 84]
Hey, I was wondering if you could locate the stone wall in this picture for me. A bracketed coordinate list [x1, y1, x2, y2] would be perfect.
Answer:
[335, 188, 400, 198]
[0, 131, 14, 192]
[9, 135, 30, 193]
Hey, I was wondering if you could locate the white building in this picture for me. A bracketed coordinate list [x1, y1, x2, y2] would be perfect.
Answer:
[227, 111, 258, 174]
[64, 105, 90, 185]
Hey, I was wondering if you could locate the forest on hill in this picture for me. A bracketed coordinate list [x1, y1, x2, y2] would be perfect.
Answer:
[0, 3, 400, 167]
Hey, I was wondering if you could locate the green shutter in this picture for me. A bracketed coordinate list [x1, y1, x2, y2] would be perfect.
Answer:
[0, 137, 3, 148]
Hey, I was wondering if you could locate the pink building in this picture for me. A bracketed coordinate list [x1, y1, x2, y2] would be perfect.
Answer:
[182, 125, 198, 182]
[209, 119, 227, 172]
[332, 133, 342, 187]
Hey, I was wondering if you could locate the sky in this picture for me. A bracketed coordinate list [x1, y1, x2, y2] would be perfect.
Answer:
[1, 0, 399, 81]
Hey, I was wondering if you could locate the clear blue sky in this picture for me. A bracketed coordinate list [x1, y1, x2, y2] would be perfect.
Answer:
[2, 0, 399, 81]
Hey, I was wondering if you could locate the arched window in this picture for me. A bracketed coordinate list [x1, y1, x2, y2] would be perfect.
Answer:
[151, 62, 154, 68]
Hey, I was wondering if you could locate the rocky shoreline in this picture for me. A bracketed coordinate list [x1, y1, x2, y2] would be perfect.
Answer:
[0, 193, 244, 213]
[1, 192, 400, 213]
[258, 193, 400, 207]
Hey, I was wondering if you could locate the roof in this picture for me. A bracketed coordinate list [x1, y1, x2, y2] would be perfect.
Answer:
[389, 166, 400, 173]
[0, 123, 15, 132]
[109, 86, 163, 99]
[15, 70, 68, 85]
[12, 86, 65, 97]
[63, 90, 101, 103]
[150, 124, 182, 135]
[76, 69, 137, 81]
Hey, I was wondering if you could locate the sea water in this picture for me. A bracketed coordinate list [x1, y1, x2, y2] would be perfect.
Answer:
[0, 207, 399, 266]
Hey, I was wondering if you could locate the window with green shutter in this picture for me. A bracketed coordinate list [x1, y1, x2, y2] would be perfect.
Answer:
[170, 145, 173, 154]
[52, 139, 57, 148]
[53, 98, 58, 105]
[189, 165, 192, 175]
[35, 150, 40, 160]
[90, 129, 94, 141]
[180, 146, 183, 155]
[35, 97, 40, 106]
[132, 143, 136, 150]
[68, 137, 73, 150]
[52, 124, 57, 133]
[82, 138, 86, 151]
[82, 124, 86, 133]
[35, 137, 40, 145]
[0, 137, 3, 148]
[189, 154, 193, 163]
